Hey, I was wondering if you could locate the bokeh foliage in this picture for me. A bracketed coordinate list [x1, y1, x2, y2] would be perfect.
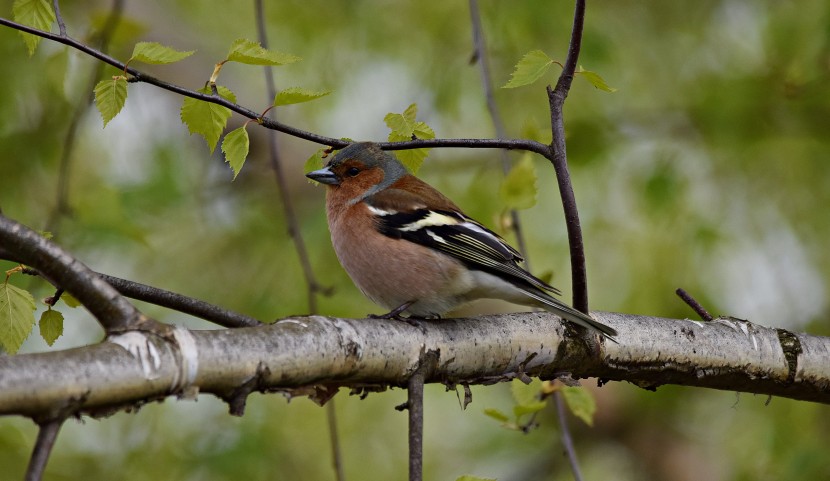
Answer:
[1, 0, 829, 479]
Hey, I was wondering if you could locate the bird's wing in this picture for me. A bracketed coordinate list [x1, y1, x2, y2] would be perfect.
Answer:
[366, 189, 560, 296]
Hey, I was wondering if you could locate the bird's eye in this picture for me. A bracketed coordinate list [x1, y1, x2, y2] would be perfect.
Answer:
[346, 167, 360, 177]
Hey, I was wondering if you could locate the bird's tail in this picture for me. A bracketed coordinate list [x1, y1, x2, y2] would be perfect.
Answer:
[523, 288, 618, 342]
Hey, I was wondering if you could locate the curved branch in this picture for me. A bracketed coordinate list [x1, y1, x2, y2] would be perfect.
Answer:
[0, 214, 148, 333]
[547, 0, 589, 314]
[0, 17, 550, 157]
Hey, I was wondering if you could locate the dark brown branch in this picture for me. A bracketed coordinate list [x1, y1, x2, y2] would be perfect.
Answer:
[676, 288, 714, 321]
[24, 419, 64, 481]
[0, 214, 149, 333]
[11, 256, 262, 328]
[255, 0, 328, 314]
[547, 0, 589, 314]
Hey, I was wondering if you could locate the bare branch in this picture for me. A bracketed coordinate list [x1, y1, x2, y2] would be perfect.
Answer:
[553, 392, 583, 481]
[0, 214, 150, 333]
[547, 0, 589, 315]
[676, 288, 714, 321]
[254, 0, 329, 314]
[24, 419, 64, 481]
[51, 0, 66, 37]
[468, 0, 531, 266]
[0, 312, 827, 419]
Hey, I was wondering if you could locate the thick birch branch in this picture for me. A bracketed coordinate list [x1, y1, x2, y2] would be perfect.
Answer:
[1, 311, 827, 419]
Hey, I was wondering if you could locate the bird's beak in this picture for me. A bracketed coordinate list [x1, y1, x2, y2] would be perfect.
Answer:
[306, 166, 340, 185]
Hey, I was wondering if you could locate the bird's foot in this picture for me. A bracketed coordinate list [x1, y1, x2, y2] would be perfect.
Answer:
[368, 301, 414, 320]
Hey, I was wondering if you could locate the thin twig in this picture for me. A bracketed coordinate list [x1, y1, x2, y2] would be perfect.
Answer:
[676, 288, 714, 321]
[45, 0, 124, 235]
[326, 401, 346, 481]
[254, 2, 342, 479]
[0, 16, 550, 157]
[468, 0, 531, 267]
[254, 0, 327, 314]
[554, 392, 584, 481]
[51, 0, 66, 37]
[24, 419, 64, 481]
[15, 262, 263, 328]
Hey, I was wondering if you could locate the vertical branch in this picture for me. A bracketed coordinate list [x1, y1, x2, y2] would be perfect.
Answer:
[554, 393, 584, 481]
[253, 3, 341, 480]
[544, 2, 590, 480]
[406, 351, 437, 481]
[24, 419, 64, 481]
[45, 0, 124, 235]
[467, 0, 531, 267]
[254, 0, 327, 314]
[547, 0, 588, 314]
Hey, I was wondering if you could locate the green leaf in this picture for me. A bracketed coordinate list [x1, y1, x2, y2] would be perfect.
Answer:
[510, 377, 542, 406]
[0, 283, 37, 354]
[12, 0, 56, 56]
[456, 476, 497, 481]
[305, 148, 326, 175]
[513, 401, 547, 419]
[561, 386, 596, 426]
[39, 309, 63, 346]
[130, 41, 194, 65]
[502, 50, 554, 89]
[385, 104, 435, 174]
[483, 408, 510, 423]
[221, 126, 250, 180]
[226, 39, 300, 66]
[273, 87, 332, 106]
[61, 293, 80, 308]
[388, 133, 428, 174]
[180, 85, 236, 152]
[93, 77, 128, 127]
[500, 154, 538, 210]
[576, 66, 617, 92]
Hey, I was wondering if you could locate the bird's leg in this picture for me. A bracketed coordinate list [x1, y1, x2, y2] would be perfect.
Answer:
[368, 300, 415, 320]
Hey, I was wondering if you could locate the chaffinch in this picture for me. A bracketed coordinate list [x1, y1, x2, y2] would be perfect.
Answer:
[306, 142, 617, 340]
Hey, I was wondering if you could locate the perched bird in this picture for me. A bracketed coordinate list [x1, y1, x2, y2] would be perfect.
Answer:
[306, 142, 617, 340]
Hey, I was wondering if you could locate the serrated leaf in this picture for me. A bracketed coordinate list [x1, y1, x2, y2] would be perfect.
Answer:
[227, 38, 300, 66]
[561, 386, 596, 426]
[456, 476, 497, 481]
[503, 50, 554, 89]
[500, 154, 537, 210]
[384, 113, 414, 137]
[510, 377, 542, 406]
[39, 309, 63, 346]
[483, 408, 510, 423]
[576, 66, 617, 92]
[130, 41, 194, 65]
[0, 283, 37, 354]
[13, 0, 56, 56]
[93, 77, 128, 127]
[180, 85, 236, 152]
[388, 133, 428, 174]
[384, 104, 434, 174]
[273, 87, 331, 106]
[61, 293, 80, 308]
[513, 401, 547, 419]
[221, 126, 249, 180]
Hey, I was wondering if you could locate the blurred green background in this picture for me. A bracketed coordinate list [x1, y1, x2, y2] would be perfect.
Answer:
[1, 0, 829, 479]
